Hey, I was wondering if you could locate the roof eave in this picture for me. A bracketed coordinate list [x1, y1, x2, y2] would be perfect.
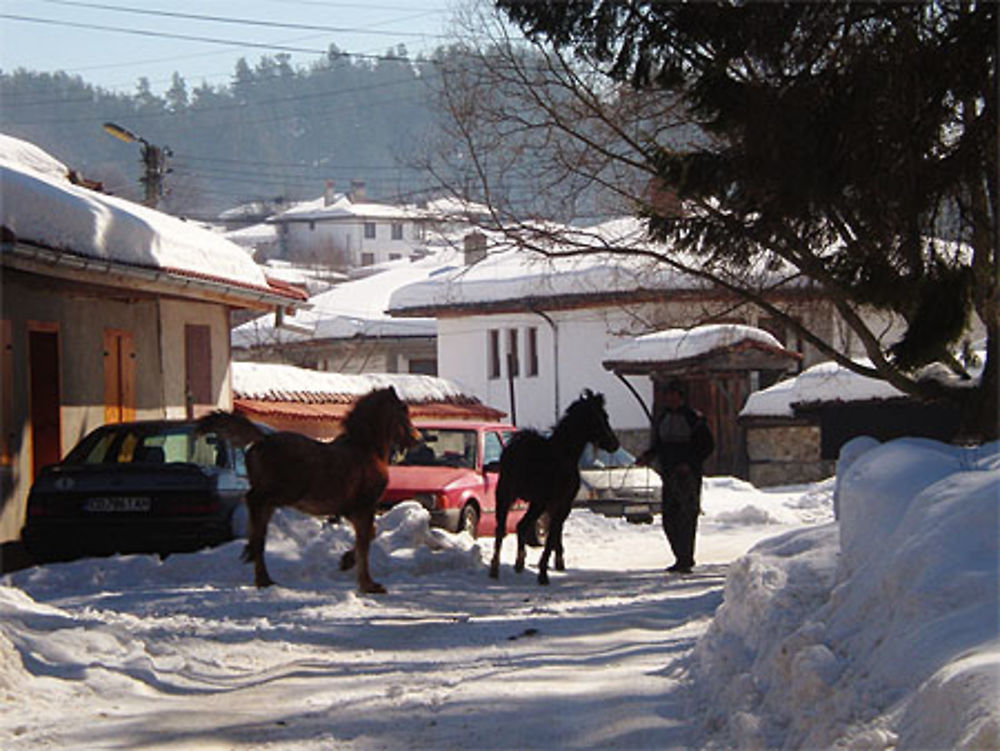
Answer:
[3, 239, 306, 311]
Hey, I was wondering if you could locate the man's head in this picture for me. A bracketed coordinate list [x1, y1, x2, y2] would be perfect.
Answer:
[661, 378, 686, 409]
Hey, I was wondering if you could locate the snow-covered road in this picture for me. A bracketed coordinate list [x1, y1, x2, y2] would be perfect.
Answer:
[3, 479, 822, 750]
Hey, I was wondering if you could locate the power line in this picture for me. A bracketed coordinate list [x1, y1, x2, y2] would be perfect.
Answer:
[0, 13, 438, 63]
[35, 0, 452, 41]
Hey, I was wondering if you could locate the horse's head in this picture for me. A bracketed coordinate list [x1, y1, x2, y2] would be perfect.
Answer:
[575, 389, 620, 453]
[347, 386, 421, 455]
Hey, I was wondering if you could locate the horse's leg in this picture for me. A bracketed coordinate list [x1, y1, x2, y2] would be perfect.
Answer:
[536, 514, 565, 586]
[553, 521, 566, 572]
[515, 504, 541, 574]
[349, 509, 386, 594]
[243, 491, 276, 587]
[489, 476, 512, 579]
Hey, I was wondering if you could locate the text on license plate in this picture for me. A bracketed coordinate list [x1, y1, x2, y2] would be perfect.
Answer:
[84, 496, 152, 512]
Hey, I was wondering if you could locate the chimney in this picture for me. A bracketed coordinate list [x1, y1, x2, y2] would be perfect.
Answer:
[463, 231, 487, 266]
[349, 178, 366, 202]
[324, 180, 336, 206]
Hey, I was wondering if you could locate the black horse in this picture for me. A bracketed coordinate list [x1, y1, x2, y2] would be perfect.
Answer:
[489, 390, 619, 585]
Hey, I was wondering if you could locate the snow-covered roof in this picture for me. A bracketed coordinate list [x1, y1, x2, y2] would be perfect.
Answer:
[1, 133, 299, 301]
[420, 196, 492, 221]
[233, 361, 472, 404]
[232, 251, 459, 348]
[605, 324, 785, 365]
[223, 221, 278, 247]
[388, 218, 713, 315]
[270, 194, 418, 223]
[740, 360, 908, 418]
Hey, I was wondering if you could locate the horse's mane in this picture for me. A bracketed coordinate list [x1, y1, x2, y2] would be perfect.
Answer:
[343, 387, 400, 450]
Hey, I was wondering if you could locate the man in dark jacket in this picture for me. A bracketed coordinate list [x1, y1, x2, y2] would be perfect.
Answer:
[639, 379, 715, 574]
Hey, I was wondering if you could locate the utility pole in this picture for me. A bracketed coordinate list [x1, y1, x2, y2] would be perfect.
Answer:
[102, 122, 172, 208]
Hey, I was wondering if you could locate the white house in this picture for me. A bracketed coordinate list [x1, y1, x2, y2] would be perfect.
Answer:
[267, 181, 426, 269]
[387, 220, 847, 454]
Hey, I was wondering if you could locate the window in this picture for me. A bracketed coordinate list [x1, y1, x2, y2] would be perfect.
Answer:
[391, 223, 403, 240]
[361, 252, 375, 266]
[389, 253, 402, 261]
[364, 222, 376, 239]
[507, 329, 519, 377]
[526, 326, 539, 377]
[309, 221, 316, 231]
[488, 329, 501, 379]
[483, 432, 504, 468]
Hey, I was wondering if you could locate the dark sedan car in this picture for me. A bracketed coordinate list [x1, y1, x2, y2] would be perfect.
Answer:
[21, 419, 250, 562]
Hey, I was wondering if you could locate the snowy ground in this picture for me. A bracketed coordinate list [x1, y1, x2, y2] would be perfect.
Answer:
[1, 438, 997, 750]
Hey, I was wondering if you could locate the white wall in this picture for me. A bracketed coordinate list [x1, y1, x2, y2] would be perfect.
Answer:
[437, 309, 653, 433]
[283, 218, 418, 266]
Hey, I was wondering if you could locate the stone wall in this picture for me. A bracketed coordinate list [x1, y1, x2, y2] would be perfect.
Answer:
[744, 421, 835, 487]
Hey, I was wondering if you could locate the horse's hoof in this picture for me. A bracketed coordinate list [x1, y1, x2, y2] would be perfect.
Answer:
[361, 582, 387, 595]
[255, 578, 274, 588]
[537, 573, 549, 586]
[514, 561, 525, 573]
[554, 561, 566, 572]
[340, 549, 356, 571]
[488, 565, 499, 579]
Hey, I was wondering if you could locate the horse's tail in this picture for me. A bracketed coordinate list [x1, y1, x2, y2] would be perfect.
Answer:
[196, 410, 266, 447]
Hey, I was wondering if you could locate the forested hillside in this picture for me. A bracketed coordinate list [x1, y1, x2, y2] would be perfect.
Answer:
[1, 45, 441, 217]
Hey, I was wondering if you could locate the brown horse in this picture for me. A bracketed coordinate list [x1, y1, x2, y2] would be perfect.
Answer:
[197, 387, 419, 593]
[489, 390, 619, 585]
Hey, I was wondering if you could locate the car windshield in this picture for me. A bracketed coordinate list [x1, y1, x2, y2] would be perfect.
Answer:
[579, 444, 637, 469]
[63, 423, 229, 468]
[394, 428, 477, 469]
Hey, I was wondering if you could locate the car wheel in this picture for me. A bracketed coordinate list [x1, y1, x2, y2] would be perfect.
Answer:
[526, 512, 549, 547]
[458, 504, 480, 538]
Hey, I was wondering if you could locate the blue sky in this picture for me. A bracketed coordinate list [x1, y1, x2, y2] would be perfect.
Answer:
[1, 0, 458, 95]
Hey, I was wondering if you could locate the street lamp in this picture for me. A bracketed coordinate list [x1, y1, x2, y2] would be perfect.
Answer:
[102, 121, 172, 209]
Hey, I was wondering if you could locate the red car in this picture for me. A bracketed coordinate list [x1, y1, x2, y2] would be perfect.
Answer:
[383, 420, 539, 539]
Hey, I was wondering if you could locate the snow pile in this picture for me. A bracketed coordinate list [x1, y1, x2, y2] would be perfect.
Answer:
[692, 437, 1000, 750]
[1, 133, 269, 289]
[372, 502, 483, 575]
[604, 324, 784, 365]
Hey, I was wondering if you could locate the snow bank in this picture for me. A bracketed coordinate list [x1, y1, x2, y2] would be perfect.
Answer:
[692, 438, 1000, 750]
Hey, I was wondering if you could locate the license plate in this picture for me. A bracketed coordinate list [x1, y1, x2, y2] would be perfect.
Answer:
[624, 504, 651, 516]
[84, 496, 152, 513]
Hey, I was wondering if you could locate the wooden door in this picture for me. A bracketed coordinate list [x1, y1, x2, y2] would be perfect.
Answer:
[103, 329, 136, 424]
[184, 324, 212, 418]
[28, 327, 61, 477]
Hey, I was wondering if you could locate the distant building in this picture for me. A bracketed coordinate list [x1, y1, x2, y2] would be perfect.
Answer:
[232, 250, 463, 376]
[267, 180, 427, 269]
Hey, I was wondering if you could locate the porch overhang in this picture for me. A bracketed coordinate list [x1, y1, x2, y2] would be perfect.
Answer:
[603, 339, 802, 378]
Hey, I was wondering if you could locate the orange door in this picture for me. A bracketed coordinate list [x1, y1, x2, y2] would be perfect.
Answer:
[103, 329, 136, 424]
